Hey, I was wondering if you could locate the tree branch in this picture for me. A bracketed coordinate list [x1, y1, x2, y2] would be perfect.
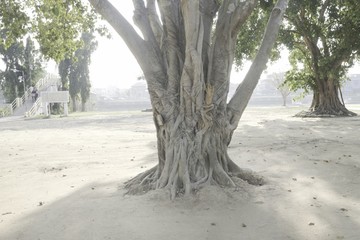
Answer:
[88, 0, 146, 67]
[88, 0, 168, 111]
[157, 0, 184, 98]
[207, 0, 257, 109]
[318, 0, 331, 24]
[146, 0, 163, 45]
[200, 0, 220, 82]
[227, 0, 289, 129]
[179, 0, 205, 122]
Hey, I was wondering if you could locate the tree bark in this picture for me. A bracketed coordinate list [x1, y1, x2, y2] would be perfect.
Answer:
[306, 78, 357, 117]
[89, 0, 288, 198]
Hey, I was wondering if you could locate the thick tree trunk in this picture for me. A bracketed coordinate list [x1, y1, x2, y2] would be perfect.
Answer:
[81, 101, 86, 112]
[125, 115, 264, 198]
[71, 98, 77, 112]
[282, 95, 287, 106]
[298, 78, 356, 117]
[89, 0, 288, 198]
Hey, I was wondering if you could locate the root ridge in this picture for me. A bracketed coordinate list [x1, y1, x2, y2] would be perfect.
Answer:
[124, 164, 265, 198]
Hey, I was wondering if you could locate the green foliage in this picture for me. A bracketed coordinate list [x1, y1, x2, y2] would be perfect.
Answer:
[24, 37, 45, 86]
[58, 31, 97, 111]
[0, 40, 25, 102]
[280, 0, 360, 93]
[33, 0, 98, 62]
[234, 1, 280, 68]
[1, 0, 102, 62]
[0, 0, 29, 48]
[0, 35, 44, 102]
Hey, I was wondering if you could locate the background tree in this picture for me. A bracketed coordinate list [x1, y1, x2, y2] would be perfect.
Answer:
[24, 37, 45, 88]
[0, 0, 28, 48]
[59, 31, 97, 112]
[0, 36, 44, 103]
[280, 0, 360, 116]
[58, 58, 71, 91]
[269, 72, 291, 106]
[0, 40, 25, 102]
[1, 0, 100, 62]
[77, 32, 97, 111]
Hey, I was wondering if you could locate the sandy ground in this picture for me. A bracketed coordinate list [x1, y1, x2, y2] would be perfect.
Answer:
[0, 105, 360, 240]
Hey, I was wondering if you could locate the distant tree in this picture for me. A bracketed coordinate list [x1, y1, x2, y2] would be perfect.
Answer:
[269, 72, 290, 106]
[0, 0, 28, 48]
[0, 40, 25, 102]
[0, 36, 44, 102]
[24, 37, 45, 88]
[0, 0, 101, 62]
[59, 31, 97, 112]
[58, 58, 71, 91]
[77, 32, 98, 111]
[280, 0, 360, 116]
[68, 59, 81, 111]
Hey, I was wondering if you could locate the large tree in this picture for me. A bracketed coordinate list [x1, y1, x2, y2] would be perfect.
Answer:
[1, 0, 288, 198]
[88, 0, 288, 198]
[280, 0, 360, 117]
[0, 36, 44, 103]
[0, 40, 25, 102]
[59, 31, 97, 112]
[24, 37, 45, 88]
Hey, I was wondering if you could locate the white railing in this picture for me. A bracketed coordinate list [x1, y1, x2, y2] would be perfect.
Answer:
[35, 74, 60, 91]
[10, 98, 19, 112]
[9, 74, 60, 116]
[25, 97, 42, 117]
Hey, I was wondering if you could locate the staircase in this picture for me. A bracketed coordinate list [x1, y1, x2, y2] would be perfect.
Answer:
[9, 74, 60, 117]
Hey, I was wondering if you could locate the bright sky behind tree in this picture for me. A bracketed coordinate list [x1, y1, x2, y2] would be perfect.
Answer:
[24, 1, 360, 90]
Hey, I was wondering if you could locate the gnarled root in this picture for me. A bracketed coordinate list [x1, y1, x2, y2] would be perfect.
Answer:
[295, 106, 357, 118]
[124, 160, 265, 199]
[124, 166, 158, 195]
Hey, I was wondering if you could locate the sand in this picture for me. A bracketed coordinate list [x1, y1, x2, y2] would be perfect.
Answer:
[0, 106, 359, 240]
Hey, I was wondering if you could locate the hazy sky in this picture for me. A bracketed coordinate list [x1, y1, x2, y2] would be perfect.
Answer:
[41, 1, 360, 89]
[88, 1, 141, 89]
[85, 1, 291, 89]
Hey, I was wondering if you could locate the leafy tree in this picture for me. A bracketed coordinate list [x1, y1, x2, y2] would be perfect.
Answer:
[77, 32, 97, 111]
[0, 0, 99, 62]
[24, 37, 45, 87]
[0, 0, 28, 48]
[280, 0, 360, 116]
[0, 36, 44, 102]
[59, 31, 97, 112]
[2, 0, 288, 198]
[269, 72, 291, 106]
[0, 40, 25, 102]
[58, 58, 71, 91]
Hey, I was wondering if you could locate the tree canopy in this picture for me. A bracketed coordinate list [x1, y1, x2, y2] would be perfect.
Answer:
[59, 31, 97, 111]
[0, 36, 44, 102]
[281, 0, 360, 116]
[0, 0, 100, 62]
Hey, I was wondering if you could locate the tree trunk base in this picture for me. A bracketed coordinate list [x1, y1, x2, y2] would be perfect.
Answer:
[295, 108, 357, 118]
[124, 164, 265, 199]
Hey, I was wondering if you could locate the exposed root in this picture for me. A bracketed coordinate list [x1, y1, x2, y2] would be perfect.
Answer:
[295, 109, 357, 118]
[124, 166, 158, 195]
[228, 159, 265, 186]
[124, 162, 265, 198]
